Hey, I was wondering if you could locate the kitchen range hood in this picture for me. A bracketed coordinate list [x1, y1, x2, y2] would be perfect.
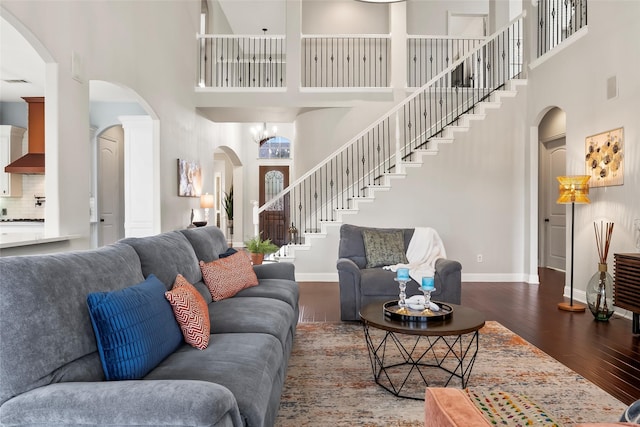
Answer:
[5, 97, 45, 174]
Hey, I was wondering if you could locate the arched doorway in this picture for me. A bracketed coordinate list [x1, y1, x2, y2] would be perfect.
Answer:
[538, 107, 567, 271]
[259, 166, 289, 246]
[89, 80, 159, 245]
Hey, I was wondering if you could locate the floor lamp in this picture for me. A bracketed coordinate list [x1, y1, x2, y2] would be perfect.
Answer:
[556, 175, 590, 312]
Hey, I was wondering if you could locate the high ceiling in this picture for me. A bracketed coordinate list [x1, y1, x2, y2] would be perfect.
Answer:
[0, 16, 138, 103]
[216, 0, 286, 35]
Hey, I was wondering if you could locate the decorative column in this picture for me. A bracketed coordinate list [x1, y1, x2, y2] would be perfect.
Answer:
[119, 115, 160, 237]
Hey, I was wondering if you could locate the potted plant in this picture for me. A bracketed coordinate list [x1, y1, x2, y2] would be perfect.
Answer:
[222, 186, 233, 237]
[244, 234, 279, 265]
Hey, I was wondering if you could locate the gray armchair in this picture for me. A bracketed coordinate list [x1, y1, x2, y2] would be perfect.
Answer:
[337, 224, 462, 321]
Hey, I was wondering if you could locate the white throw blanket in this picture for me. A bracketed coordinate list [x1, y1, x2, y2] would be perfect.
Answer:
[383, 227, 447, 283]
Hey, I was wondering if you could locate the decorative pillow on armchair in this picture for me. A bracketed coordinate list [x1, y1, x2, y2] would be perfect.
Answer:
[362, 229, 408, 268]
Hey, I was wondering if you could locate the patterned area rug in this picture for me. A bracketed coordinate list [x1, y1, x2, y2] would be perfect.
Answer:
[276, 321, 626, 426]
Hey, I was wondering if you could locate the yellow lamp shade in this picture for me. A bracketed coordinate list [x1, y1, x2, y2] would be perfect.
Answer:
[557, 175, 591, 204]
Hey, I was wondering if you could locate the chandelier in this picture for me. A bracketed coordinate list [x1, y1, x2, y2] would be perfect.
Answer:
[251, 123, 278, 144]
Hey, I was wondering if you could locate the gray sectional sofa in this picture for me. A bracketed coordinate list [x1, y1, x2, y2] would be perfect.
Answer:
[337, 224, 462, 321]
[0, 226, 298, 427]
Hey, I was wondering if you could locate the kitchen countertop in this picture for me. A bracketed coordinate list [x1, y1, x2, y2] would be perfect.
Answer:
[0, 232, 81, 249]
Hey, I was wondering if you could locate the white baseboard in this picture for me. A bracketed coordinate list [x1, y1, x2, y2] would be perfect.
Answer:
[296, 272, 540, 283]
[461, 273, 532, 283]
[295, 272, 339, 282]
[562, 287, 635, 321]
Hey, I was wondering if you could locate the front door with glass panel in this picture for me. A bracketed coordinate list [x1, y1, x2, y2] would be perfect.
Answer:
[259, 166, 289, 246]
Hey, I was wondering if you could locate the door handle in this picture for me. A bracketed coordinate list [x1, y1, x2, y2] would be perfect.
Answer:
[544, 218, 550, 222]
[100, 219, 105, 222]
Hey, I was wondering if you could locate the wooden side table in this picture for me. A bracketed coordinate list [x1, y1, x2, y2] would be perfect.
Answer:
[613, 253, 640, 334]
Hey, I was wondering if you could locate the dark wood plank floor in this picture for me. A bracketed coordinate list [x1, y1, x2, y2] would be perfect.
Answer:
[298, 268, 640, 405]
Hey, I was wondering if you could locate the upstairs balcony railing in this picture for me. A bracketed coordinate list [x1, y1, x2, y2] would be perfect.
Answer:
[197, 1, 586, 90]
[257, 13, 524, 244]
[197, 34, 485, 90]
[301, 34, 391, 88]
[198, 34, 286, 88]
[537, 0, 587, 57]
[407, 35, 485, 88]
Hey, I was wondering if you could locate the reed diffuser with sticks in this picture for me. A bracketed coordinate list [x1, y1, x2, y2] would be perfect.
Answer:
[586, 221, 615, 321]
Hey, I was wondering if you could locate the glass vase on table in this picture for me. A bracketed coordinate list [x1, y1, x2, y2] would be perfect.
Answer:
[420, 276, 436, 315]
[394, 268, 410, 314]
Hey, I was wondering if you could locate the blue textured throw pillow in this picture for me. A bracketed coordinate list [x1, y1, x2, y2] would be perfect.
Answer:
[87, 274, 183, 381]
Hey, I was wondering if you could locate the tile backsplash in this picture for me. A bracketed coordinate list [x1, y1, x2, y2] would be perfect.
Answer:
[0, 174, 45, 219]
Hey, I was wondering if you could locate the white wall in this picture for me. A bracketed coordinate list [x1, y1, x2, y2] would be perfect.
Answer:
[293, 87, 529, 281]
[407, 0, 489, 35]
[301, 0, 389, 34]
[525, 0, 640, 298]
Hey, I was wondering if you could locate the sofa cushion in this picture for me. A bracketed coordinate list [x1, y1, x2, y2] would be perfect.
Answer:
[362, 228, 408, 268]
[145, 332, 285, 427]
[200, 252, 259, 301]
[179, 226, 229, 263]
[235, 278, 299, 309]
[165, 274, 210, 350]
[0, 243, 145, 406]
[121, 231, 202, 289]
[87, 274, 183, 380]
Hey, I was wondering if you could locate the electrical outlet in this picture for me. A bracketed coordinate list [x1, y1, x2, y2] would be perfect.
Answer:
[477, 254, 483, 263]
[1, 208, 6, 216]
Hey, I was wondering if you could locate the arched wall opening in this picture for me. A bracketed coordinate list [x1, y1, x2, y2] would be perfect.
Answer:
[216, 145, 243, 247]
[537, 107, 567, 273]
[89, 80, 160, 246]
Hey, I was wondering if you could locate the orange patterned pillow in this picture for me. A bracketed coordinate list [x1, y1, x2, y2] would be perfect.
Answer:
[199, 251, 259, 301]
[165, 274, 210, 350]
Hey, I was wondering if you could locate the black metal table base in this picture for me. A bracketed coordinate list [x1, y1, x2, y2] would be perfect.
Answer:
[363, 323, 480, 400]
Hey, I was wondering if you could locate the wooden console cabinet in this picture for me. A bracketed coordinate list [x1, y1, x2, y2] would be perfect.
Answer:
[613, 253, 640, 334]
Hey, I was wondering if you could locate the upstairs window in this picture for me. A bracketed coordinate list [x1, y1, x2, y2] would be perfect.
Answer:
[259, 136, 291, 159]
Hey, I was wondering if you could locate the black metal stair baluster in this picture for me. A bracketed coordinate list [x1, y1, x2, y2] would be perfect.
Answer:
[241, 37, 245, 87]
[371, 126, 376, 184]
[404, 103, 409, 160]
[313, 37, 317, 87]
[301, 180, 306, 236]
[357, 137, 362, 197]
[321, 37, 324, 88]
[340, 152, 343, 208]
[312, 170, 318, 226]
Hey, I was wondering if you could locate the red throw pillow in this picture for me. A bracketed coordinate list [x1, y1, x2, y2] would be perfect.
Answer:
[199, 251, 259, 301]
[165, 274, 210, 350]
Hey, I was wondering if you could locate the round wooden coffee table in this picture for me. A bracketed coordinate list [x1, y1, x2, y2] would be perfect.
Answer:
[360, 301, 485, 400]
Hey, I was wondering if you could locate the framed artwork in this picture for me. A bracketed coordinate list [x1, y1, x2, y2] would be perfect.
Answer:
[177, 159, 202, 197]
[585, 127, 624, 187]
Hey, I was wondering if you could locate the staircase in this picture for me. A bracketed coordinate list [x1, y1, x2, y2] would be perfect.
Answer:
[259, 14, 527, 274]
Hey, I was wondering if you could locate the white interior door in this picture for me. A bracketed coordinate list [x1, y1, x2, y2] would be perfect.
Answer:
[542, 138, 566, 270]
[98, 126, 125, 246]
